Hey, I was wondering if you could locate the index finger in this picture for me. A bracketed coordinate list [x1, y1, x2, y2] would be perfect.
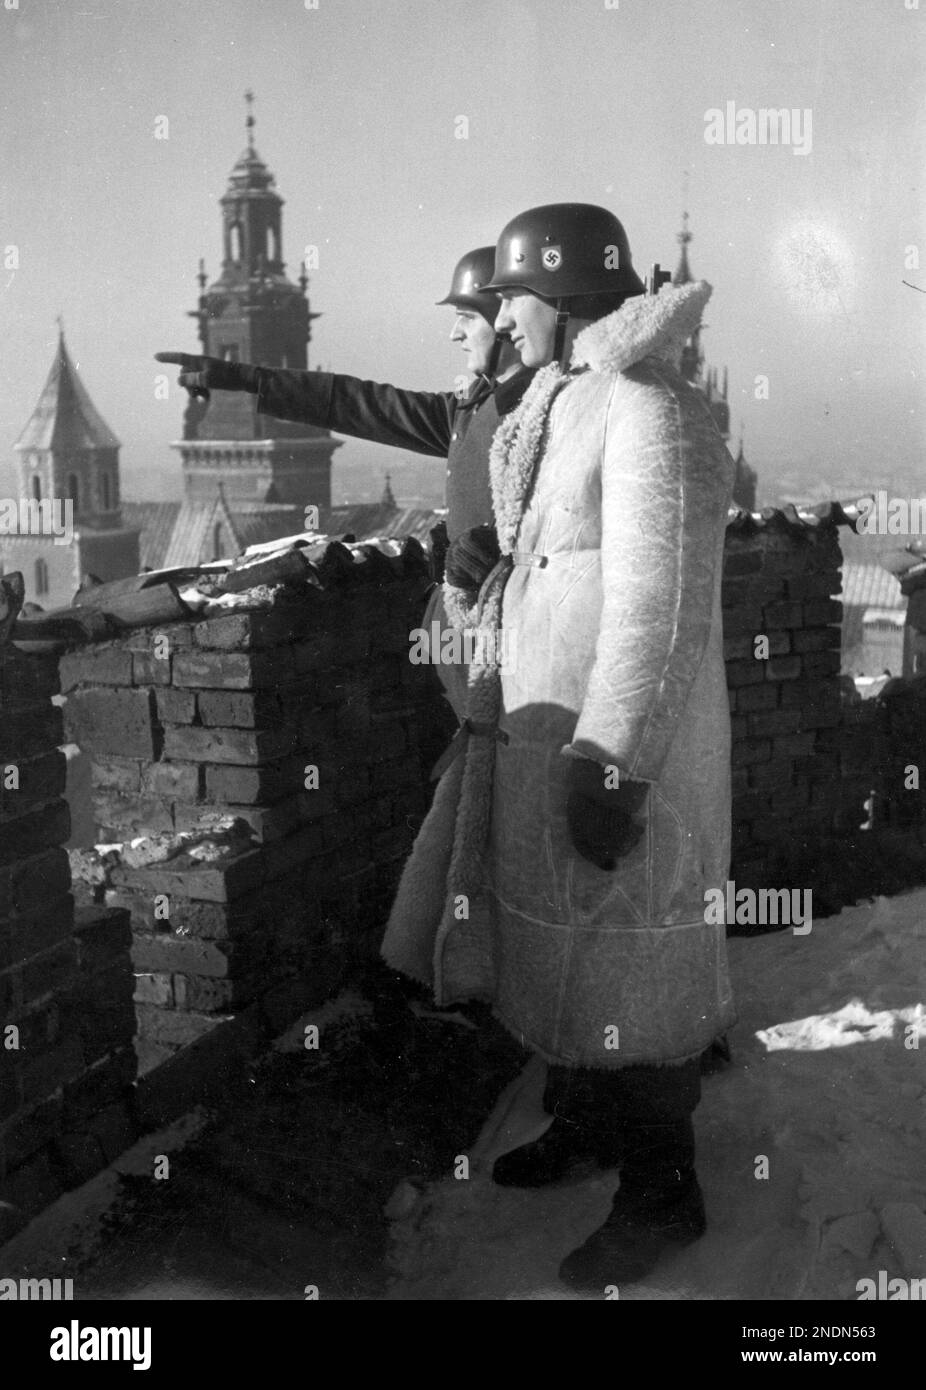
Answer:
[154, 352, 199, 367]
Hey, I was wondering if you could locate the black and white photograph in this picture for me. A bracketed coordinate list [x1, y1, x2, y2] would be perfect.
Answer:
[0, 0, 924, 1349]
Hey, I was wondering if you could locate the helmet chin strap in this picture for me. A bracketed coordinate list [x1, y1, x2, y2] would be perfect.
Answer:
[486, 332, 504, 380]
[552, 300, 570, 369]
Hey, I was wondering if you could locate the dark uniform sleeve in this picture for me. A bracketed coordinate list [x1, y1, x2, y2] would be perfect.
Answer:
[254, 369, 457, 458]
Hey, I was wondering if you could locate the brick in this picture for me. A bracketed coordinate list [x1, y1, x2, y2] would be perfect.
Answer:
[0, 801, 70, 870]
[0, 649, 60, 711]
[717, 547, 761, 575]
[193, 610, 302, 650]
[205, 754, 307, 805]
[801, 651, 842, 679]
[785, 574, 841, 600]
[65, 687, 159, 760]
[724, 659, 767, 689]
[155, 687, 197, 723]
[141, 760, 201, 801]
[196, 689, 281, 728]
[4, 847, 69, 916]
[93, 791, 175, 839]
[804, 598, 843, 625]
[0, 703, 64, 762]
[90, 756, 143, 793]
[134, 1003, 226, 1047]
[111, 846, 265, 904]
[721, 605, 766, 637]
[731, 740, 772, 768]
[162, 725, 303, 765]
[131, 934, 245, 978]
[18, 1033, 85, 1104]
[107, 890, 260, 940]
[792, 626, 842, 653]
[0, 749, 67, 821]
[763, 600, 804, 629]
[172, 974, 256, 1012]
[19, 940, 79, 1010]
[133, 972, 174, 1006]
[0, 895, 75, 971]
[59, 646, 133, 691]
[132, 651, 172, 686]
[743, 706, 806, 739]
[765, 655, 803, 682]
[172, 649, 295, 690]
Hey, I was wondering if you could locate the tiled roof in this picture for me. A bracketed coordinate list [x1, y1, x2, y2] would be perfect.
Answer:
[841, 563, 905, 611]
[121, 502, 182, 571]
[14, 333, 121, 453]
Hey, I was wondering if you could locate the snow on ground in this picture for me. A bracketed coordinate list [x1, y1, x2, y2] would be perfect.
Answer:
[384, 890, 926, 1300]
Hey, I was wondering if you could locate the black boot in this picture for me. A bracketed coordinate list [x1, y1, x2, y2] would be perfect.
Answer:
[492, 1065, 623, 1188]
[558, 1062, 706, 1290]
[493, 1115, 599, 1187]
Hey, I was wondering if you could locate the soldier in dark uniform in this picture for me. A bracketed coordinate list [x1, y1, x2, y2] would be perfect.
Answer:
[157, 245, 531, 715]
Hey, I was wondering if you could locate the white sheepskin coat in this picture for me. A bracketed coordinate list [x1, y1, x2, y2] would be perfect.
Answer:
[382, 281, 738, 1067]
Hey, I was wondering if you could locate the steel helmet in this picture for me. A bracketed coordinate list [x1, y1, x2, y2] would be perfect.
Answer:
[482, 203, 646, 301]
[436, 246, 501, 324]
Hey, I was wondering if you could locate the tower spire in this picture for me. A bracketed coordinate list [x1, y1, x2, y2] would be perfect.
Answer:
[245, 90, 255, 151]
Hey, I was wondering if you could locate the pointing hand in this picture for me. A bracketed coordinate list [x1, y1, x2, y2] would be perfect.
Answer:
[154, 352, 249, 401]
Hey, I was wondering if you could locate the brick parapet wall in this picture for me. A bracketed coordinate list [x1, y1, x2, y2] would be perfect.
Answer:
[722, 518, 850, 886]
[0, 645, 137, 1241]
[59, 561, 452, 1076]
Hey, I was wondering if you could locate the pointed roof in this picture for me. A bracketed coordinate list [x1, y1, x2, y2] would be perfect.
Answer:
[15, 331, 120, 453]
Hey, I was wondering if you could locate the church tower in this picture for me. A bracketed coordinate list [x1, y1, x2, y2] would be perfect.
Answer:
[5, 326, 140, 607]
[173, 94, 340, 510]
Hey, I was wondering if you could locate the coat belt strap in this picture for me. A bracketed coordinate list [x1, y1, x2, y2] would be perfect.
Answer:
[511, 551, 548, 568]
[429, 718, 510, 782]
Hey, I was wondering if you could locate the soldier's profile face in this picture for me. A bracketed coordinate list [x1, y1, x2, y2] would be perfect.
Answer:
[494, 290, 556, 368]
[449, 308, 498, 376]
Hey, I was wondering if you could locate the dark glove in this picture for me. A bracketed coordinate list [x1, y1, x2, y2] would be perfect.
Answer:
[154, 352, 262, 402]
[444, 524, 501, 592]
[565, 756, 648, 871]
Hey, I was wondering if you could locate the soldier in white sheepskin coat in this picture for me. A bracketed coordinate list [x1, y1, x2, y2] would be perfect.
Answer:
[381, 203, 736, 1288]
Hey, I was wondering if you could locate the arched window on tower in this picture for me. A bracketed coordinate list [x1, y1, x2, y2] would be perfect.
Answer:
[35, 557, 49, 596]
[101, 473, 112, 510]
[212, 522, 223, 560]
[31, 475, 41, 502]
[67, 472, 80, 509]
[230, 222, 243, 263]
[268, 225, 279, 262]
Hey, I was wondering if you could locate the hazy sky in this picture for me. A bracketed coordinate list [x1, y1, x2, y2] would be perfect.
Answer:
[0, 0, 922, 505]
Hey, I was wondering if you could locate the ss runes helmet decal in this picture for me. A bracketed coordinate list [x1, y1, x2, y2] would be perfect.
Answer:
[541, 245, 563, 270]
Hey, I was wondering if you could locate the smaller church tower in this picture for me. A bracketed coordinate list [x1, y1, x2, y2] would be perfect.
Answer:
[4, 326, 139, 607]
[672, 210, 734, 449]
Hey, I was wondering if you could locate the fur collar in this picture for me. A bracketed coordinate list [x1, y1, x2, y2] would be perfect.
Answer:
[570, 279, 712, 375]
